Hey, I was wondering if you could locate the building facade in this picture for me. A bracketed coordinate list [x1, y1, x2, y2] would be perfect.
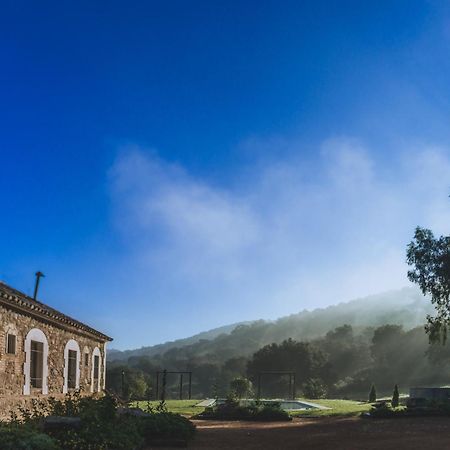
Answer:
[0, 281, 112, 416]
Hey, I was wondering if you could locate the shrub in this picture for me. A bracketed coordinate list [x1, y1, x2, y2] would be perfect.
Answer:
[302, 378, 327, 399]
[369, 402, 395, 418]
[392, 384, 399, 408]
[139, 412, 196, 443]
[197, 399, 291, 422]
[12, 393, 195, 450]
[230, 377, 253, 399]
[0, 425, 60, 450]
[368, 384, 377, 403]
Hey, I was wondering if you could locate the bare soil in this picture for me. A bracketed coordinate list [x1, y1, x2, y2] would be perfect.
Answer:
[172, 416, 450, 449]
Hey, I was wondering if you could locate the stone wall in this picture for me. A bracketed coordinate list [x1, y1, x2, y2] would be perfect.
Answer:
[0, 304, 107, 417]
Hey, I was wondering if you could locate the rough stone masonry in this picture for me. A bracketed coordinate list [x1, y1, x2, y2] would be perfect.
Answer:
[0, 281, 112, 418]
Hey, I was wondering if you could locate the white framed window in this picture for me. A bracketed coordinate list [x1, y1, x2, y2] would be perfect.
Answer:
[63, 339, 81, 393]
[23, 328, 49, 395]
[91, 347, 102, 393]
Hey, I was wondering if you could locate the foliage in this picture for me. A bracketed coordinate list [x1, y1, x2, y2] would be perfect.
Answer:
[138, 412, 196, 443]
[247, 339, 332, 398]
[407, 226, 450, 343]
[11, 393, 195, 450]
[0, 425, 60, 450]
[368, 384, 377, 403]
[369, 402, 394, 417]
[302, 378, 327, 399]
[133, 399, 202, 416]
[110, 322, 450, 401]
[107, 366, 150, 401]
[230, 377, 253, 399]
[392, 384, 399, 408]
[109, 288, 433, 398]
[137, 398, 372, 418]
[197, 397, 291, 422]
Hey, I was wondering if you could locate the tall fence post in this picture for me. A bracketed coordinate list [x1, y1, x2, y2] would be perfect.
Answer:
[179, 373, 184, 400]
[188, 372, 192, 400]
[161, 370, 167, 402]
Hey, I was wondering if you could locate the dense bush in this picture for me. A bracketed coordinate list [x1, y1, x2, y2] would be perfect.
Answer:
[7, 393, 195, 450]
[139, 412, 196, 443]
[197, 397, 291, 422]
[369, 402, 395, 418]
[0, 425, 60, 450]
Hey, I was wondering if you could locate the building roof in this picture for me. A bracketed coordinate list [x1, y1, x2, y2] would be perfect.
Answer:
[0, 281, 112, 342]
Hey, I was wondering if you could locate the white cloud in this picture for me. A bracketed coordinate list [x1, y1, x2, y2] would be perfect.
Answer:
[108, 139, 450, 323]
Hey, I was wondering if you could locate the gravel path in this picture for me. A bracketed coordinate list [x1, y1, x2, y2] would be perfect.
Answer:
[171, 416, 450, 449]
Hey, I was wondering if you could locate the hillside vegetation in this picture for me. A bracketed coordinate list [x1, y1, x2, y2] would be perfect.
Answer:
[107, 288, 450, 400]
[109, 288, 432, 363]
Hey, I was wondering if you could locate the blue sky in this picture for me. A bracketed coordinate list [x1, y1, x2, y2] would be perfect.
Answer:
[1, 1, 450, 349]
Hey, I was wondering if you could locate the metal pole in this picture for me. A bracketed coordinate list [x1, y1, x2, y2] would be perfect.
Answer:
[156, 372, 159, 400]
[292, 373, 296, 400]
[179, 373, 183, 400]
[33, 271, 45, 300]
[188, 372, 192, 400]
[257, 374, 261, 400]
[161, 370, 167, 402]
[121, 370, 125, 398]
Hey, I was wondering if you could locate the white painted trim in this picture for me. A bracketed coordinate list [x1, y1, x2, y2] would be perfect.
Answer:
[103, 342, 107, 389]
[91, 347, 101, 393]
[23, 328, 49, 395]
[63, 339, 81, 393]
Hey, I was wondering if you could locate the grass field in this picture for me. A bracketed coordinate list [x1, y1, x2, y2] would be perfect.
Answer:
[133, 398, 372, 418]
[132, 399, 204, 416]
[291, 399, 371, 417]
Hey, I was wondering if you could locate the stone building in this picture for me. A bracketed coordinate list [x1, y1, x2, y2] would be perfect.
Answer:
[0, 281, 112, 416]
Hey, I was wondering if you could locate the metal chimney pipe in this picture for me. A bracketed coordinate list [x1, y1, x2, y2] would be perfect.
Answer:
[33, 271, 45, 300]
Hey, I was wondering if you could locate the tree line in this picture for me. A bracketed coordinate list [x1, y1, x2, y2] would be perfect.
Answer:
[107, 322, 450, 400]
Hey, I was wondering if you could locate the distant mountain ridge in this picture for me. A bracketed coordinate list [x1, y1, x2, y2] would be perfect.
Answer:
[108, 321, 250, 361]
[109, 287, 433, 362]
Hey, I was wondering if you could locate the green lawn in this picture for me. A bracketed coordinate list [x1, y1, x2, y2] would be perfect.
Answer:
[290, 399, 371, 417]
[132, 399, 204, 416]
[132, 398, 371, 418]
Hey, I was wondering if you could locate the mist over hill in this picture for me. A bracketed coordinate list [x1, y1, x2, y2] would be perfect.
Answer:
[109, 287, 432, 362]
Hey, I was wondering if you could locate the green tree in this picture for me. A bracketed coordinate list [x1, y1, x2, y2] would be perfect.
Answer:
[302, 378, 327, 399]
[368, 384, 376, 403]
[247, 339, 333, 398]
[392, 384, 399, 408]
[230, 377, 253, 399]
[407, 227, 450, 343]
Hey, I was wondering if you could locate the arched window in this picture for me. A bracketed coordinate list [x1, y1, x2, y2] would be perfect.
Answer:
[63, 339, 81, 393]
[23, 328, 49, 395]
[91, 347, 102, 393]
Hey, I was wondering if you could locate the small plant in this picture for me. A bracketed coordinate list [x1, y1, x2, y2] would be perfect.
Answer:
[369, 402, 394, 418]
[230, 377, 253, 399]
[156, 399, 167, 412]
[392, 384, 399, 408]
[368, 384, 377, 403]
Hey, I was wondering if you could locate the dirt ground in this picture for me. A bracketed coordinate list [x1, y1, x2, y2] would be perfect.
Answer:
[175, 416, 450, 449]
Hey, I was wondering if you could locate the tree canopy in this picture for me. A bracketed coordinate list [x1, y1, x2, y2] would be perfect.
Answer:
[407, 226, 450, 343]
